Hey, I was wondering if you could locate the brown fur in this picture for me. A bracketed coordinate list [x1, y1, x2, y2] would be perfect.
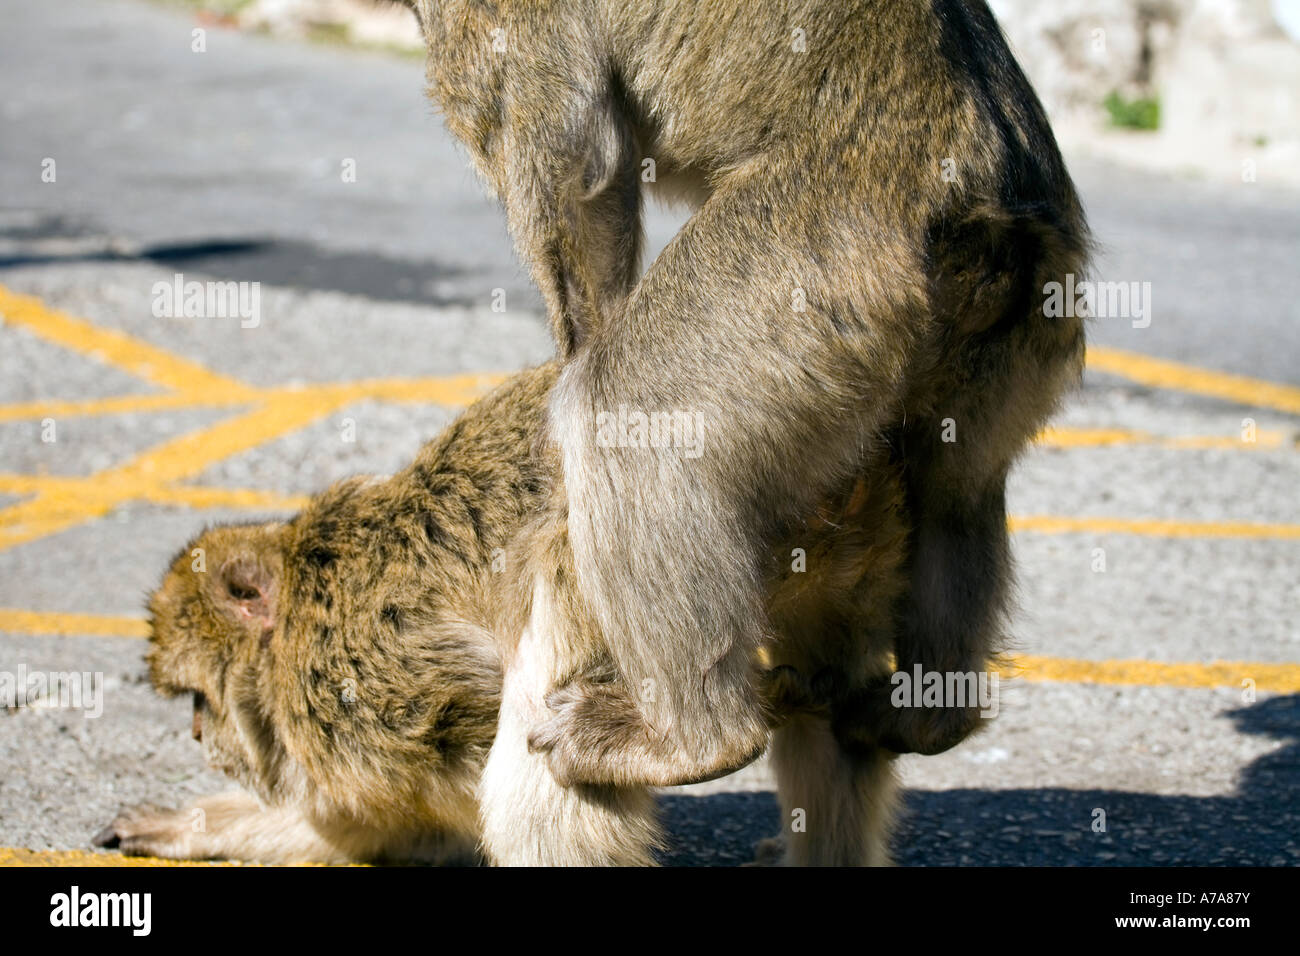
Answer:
[407, 0, 1087, 860]
[103, 0, 1089, 865]
[97, 364, 910, 864]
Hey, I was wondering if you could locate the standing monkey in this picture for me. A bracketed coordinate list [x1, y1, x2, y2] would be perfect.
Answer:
[407, 0, 1088, 863]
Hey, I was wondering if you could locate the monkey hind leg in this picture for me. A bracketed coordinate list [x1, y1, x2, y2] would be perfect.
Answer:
[545, 166, 930, 788]
[832, 217, 1088, 759]
[767, 716, 897, 866]
[831, 475, 1011, 758]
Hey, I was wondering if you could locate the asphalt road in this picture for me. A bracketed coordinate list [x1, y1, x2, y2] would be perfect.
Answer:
[0, 0, 1298, 866]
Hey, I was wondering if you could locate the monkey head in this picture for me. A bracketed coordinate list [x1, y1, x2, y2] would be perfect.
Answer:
[146, 522, 290, 801]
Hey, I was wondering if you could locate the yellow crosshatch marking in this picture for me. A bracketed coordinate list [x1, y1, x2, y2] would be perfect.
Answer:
[0, 284, 1295, 556]
[0, 609, 152, 638]
[1008, 515, 1300, 539]
[1087, 345, 1300, 417]
[0, 847, 352, 867]
[0, 285, 507, 551]
[1011, 655, 1300, 693]
[0, 286, 255, 399]
[1035, 426, 1289, 450]
[0, 284, 1296, 654]
[0, 284, 1297, 869]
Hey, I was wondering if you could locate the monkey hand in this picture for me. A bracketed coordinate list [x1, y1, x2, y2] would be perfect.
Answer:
[93, 803, 198, 859]
[528, 678, 766, 788]
[830, 676, 984, 756]
[526, 678, 657, 787]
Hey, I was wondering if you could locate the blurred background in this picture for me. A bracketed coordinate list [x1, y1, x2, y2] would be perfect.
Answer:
[0, 0, 1296, 866]
[199, 0, 1300, 187]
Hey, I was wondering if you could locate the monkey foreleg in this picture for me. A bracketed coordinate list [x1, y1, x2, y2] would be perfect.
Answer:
[93, 791, 348, 864]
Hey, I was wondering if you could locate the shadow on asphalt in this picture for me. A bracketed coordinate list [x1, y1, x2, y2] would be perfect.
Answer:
[0, 236, 478, 308]
[659, 695, 1300, 866]
[0, 209, 482, 308]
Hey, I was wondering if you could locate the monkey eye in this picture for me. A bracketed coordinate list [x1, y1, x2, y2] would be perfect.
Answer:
[192, 691, 205, 742]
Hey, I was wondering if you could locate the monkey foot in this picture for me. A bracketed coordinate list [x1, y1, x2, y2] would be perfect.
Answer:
[831, 677, 985, 756]
[93, 803, 194, 859]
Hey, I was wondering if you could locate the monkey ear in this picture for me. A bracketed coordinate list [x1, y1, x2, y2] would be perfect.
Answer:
[216, 557, 278, 641]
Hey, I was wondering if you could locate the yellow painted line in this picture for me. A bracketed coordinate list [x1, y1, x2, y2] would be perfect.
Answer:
[0, 848, 349, 867]
[0, 475, 49, 494]
[353, 373, 508, 406]
[0, 848, 243, 867]
[1011, 655, 1300, 693]
[1036, 426, 1287, 450]
[0, 391, 253, 424]
[0, 396, 345, 550]
[107, 393, 346, 488]
[0, 609, 150, 638]
[1088, 345, 1300, 416]
[0, 285, 256, 400]
[0, 478, 310, 515]
[0, 495, 108, 552]
[0, 372, 509, 550]
[0, 474, 308, 513]
[1037, 427, 1155, 448]
[1163, 434, 1289, 451]
[243, 376, 508, 416]
[0, 374, 508, 424]
[1010, 515, 1300, 539]
[145, 485, 312, 511]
